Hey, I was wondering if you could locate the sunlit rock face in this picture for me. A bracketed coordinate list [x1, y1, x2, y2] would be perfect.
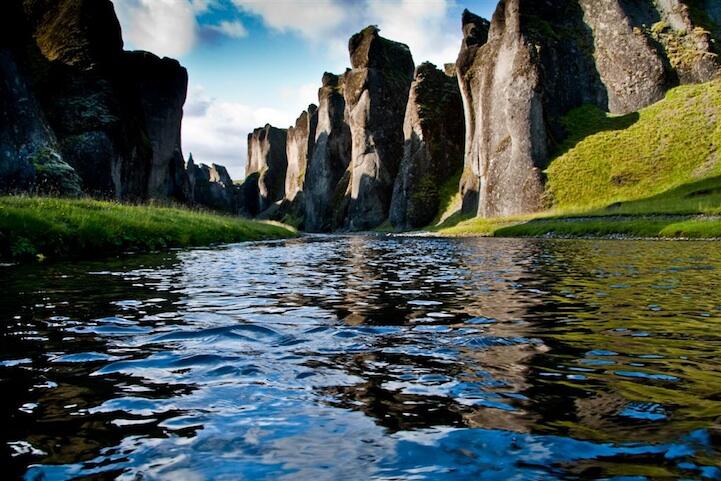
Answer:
[0, 0, 192, 201]
[342, 26, 415, 231]
[578, 0, 719, 113]
[247, 124, 288, 212]
[285, 105, 318, 202]
[457, 0, 720, 218]
[389, 62, 464, 230]
[304, 73, 352, 233]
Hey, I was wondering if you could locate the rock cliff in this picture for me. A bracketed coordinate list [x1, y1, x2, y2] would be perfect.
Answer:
[124, 51, 189, 201]
[0, 0, 192, 202]
[457, 1, 720, 218]
[186, 155, 238, 213]
[303, 73, 352, 232]
[0, 48, 82, 195]
[247, 124, 288, 212]
[285, 105, 318, 202]
[236, 172, 261, 218]
[389, 62, 464, 230]
[342, 26, 415, 230]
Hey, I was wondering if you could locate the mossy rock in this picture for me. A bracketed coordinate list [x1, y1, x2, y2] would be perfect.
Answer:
[30, 146, 82, 196]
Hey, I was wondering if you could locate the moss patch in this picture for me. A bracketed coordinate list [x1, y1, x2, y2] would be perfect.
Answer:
[30, 147, 83, 196]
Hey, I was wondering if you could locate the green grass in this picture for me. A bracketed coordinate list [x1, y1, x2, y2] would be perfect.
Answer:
[547, 80, 721, 210]
[435, 213, 721, 239]
[430, 168, 463, 226]
[434, 80, 721, 239]
[0, 197, 297, 261]
[496, 218, 721, 238]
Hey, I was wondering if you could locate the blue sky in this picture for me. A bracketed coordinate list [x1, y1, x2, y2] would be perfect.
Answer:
[112, 0, 498, 178]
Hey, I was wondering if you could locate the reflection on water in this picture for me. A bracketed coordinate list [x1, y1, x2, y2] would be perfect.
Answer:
[1, 236, 720, 480]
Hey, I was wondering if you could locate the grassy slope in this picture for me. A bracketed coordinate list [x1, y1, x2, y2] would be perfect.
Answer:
[436, 80, 721, 238]
[547, 80, 721, 210]
[0, 197, 296, 261]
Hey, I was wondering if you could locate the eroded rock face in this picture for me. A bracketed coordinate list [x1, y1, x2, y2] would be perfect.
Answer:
[285, 105, 318, 201]
[457, 0, 720, 218]
[186, 155, 238, 213]
[0, 48, 82, 195]
[124, 51, 189, 201]
[247, 124, 288, 212]
[455, 10, 491, 214]
[0, 0, 191, 201]
[580, 0, 720, 113]
[389, 63, 464, 230]
[578, 0, 670, 115]
[304, 73, 352, 232]
[342, 26, 415, 230]
[236, 172, 260, 218]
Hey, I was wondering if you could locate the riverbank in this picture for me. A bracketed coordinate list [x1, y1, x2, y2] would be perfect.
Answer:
[432, 181, 721, 239]
[0, 197, 297, 261]
[433, 214, 721, 239]
[431, 178, 721, 238]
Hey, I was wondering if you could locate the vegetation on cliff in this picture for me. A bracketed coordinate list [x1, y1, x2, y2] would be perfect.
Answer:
[0, 197, 296, 261]
[435, 80, 721, 239]
[547, 80, 721, 210]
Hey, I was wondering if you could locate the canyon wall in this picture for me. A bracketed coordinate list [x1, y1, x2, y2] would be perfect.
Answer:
[457, 0, 721, 218]
[247, 125, 288, 212]
[304, 73, 352, 232]
[389, 62, 464, 230]
[186, 155, 239, 213]
[342, 26, 415, 230]
[285, 105, 318, 202]
[0, 0, 198, 202]
[5, 0, 720, 229]
[253, 2, 719, 230]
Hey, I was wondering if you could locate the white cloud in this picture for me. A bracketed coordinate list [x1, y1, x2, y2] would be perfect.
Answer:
[231, 0, 349, 40]
[190, 0, 217, 13]
[112, 0, 198, 57]
[228, 0, 462, 68]
[364, 0, 460, 66]
[280, 82, 321, 113]
[182, 85, 296, 179]
[208, 20, 248, 38]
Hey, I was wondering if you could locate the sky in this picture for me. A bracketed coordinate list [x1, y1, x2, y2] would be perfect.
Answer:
[111, 0, 498, 179]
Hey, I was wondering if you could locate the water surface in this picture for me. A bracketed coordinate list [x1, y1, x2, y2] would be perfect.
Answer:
[1, 236, 720, 480]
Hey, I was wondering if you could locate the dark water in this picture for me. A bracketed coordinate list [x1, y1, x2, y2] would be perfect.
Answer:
[1, 236, 720, 480]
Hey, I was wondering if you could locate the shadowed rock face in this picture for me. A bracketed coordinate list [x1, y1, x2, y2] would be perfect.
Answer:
[0, 0, 191, 201]
[389, 63, 464, 230]
[285, 105, 318, 202]
[247, 124, 288, 212]
[186, 155, 238, 213]
[457, 0, 720, 218]
[304, 73, 352, 233]
[124, 51, 189, 201]
[0, 48, 82, 195]
[342, 26, 415, 230]
[236, 172, 261, 218]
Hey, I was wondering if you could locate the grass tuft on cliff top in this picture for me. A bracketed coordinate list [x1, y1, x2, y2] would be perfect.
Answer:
[0, 197, 297, 261]
[435, 79, 721, 238]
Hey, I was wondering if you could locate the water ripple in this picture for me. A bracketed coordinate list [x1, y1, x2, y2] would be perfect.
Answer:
[1, 237, 720, 479]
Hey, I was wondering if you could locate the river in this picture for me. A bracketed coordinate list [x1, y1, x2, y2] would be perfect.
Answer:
[1, 236, 720, 480]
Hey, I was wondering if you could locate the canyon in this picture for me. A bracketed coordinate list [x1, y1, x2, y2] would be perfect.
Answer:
[1, 0, 720, 231]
